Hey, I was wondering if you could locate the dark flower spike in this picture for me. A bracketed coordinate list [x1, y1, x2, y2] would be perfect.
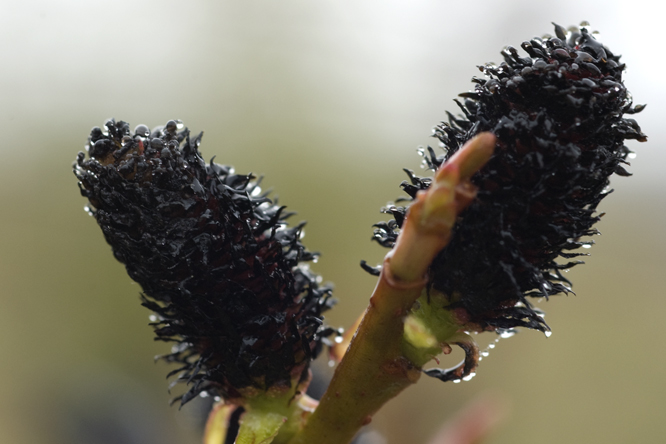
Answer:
[368, 22, 646, 377]
[75, 119, 335, 406]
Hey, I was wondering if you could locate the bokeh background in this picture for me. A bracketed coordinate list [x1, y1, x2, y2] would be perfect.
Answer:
[1, 1, 664, 443]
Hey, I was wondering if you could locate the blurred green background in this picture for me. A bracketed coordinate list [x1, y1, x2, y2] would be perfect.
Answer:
[1, 1, 664, 443]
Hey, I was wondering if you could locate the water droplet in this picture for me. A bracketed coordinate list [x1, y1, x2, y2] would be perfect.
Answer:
[582, 244, 592, 249]
[199, 391, 209, 398]
[453, 379, 461, 384]
[214, 396, 221, 402]
[83, 205, 93, 216]
[463, 373, 476, 382]
[488, 343, 496, 349]
[312, 256, 319, 263]
[481, 351, 489, 357]
[499, 329, 517, 339]
[242, 336, 258, 346]
[251, 186, 262, 197]
[544, 330, 552, 338]
[334, 336, 343, 344]
[628, 152, 637, 159]
[328, 360, 336, 367]
[149, 314, 158, 322]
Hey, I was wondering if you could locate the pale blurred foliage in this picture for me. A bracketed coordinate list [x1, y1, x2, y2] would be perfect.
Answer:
[0, 1, 664, 443]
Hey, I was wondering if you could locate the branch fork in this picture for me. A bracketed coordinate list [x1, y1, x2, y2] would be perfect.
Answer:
[209, 133, 496, 444]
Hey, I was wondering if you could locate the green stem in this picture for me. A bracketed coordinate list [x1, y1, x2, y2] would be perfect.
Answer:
[288, 260, 425, 444]
[234, 390, 299, 444]
[235, 407, 286, 444]
[232, 385, 319, 444]
[204, 403, 236, 444]
[287, 133, 495, 444]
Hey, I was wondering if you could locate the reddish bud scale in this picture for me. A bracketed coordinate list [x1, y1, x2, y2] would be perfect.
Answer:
[75, 119, 335, 405]
[372, 24, 646, 333]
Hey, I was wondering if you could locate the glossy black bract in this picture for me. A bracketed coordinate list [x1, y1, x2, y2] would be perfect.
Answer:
[372, 23, 646, 332]
[75, 119, 335, 405]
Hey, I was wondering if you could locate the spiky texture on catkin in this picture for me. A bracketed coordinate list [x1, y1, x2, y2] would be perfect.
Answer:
[370, 23, 646, 332]
[75, 119, 335, 405]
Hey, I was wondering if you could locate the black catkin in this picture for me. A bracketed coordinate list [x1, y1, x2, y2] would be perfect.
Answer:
[371, 23, 646, 333]
[74, 119, 335, 405]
